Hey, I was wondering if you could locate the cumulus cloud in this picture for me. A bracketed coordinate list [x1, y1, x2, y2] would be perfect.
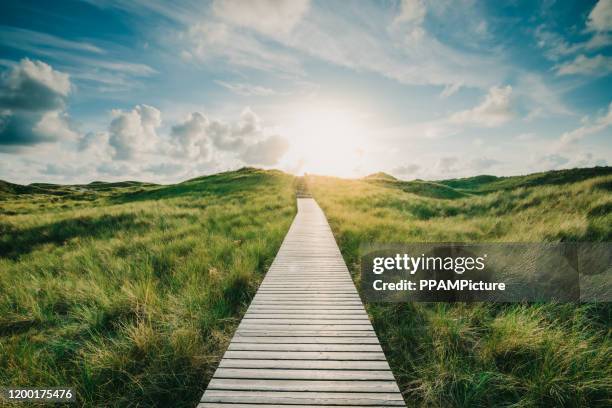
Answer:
[170, 112, 210, 159]
[210, 107, 262, 150]
[0, 59, 77, 149]
[555, 54, 612, 76]
[240, 134, 289, 165]
[560, 102, 612, 144]
[108, 104, 161, 160]
[449, 85, 514, 127]
[104, 105, 288, 168]
[212, 0, 310, 37]
[168, 107, 266, 160]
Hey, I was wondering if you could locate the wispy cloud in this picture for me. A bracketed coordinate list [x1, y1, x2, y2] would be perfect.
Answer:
[212, 0, 311, 37]
[555, 54, 612, 76]
[560, 102, 612, 144]
[215, 80, 276, 96]
[179, 0, 505, 89]
[0, 25, 104, 55]
[449, 85, 515, 127]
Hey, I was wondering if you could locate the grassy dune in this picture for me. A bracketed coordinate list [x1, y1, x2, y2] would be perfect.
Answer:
[307, 167, 612, 408]
[0, 168, 296, 407]
[1, 166, 610, 407]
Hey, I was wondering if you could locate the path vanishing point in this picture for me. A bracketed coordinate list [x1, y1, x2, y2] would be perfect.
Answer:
[199, 197, 406, 407]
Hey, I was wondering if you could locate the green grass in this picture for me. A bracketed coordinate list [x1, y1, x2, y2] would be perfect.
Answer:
[0, 168, 296, 407]
[307, 167, 612, 408]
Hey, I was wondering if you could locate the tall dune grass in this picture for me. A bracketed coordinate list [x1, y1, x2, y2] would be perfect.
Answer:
[0, 168, 296, 407]
[308, 170, 612, 407]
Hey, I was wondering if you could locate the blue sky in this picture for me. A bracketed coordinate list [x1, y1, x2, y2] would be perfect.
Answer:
[0, 0, 610, 183]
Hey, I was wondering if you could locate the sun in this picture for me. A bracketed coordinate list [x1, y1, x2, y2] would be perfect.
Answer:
[280, 105, 369, 177]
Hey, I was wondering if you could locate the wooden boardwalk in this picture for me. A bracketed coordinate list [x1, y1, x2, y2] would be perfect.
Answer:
[199, 198, 405, 407]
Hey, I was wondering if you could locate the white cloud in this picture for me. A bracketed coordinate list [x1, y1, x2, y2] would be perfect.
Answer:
[515, 73, 572, 117]
[440, 82, 462, 98]
[288, 6, 501, 89]
[391, 84, 516, 141]
[143, 162, 184, 176]
[96, 161, 134, 177]
[534, 25, 581, 60]
[587, 0, 612, 33]
[536, 1, 612, 60]
[103, 105, 289, 168]
[184, 21, 303, 74]
[78, 131, 111, 161]
[240, 134, 289, 165]
[560, 102, 612, 144]
[6, 58, 71, 98]
[169, 112, 210, 159]
[516, 132, 535, 141]
[449, 85, 514, 127]
[394, 0, 426, 25]
[540, 153, 570, 168]
[532, 151, 608, 172]
[0, 59, 77, 149]
[215, 80, 276, 96]
[34, 111, 79, 140]
[212, 0, 310, 37]
[108, 104, 161, 160]
[0, 25, 104, 55]
[44, 163, 89, 178]
[206, 107, 262, 150]
[181, 0, 504, 90]
[555, 54, 612, 76]
[573, 152, 607, 167]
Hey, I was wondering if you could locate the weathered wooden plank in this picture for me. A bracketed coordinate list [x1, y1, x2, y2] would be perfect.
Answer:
[240, 318, 370, 325]
[248, 305, 365, 311]
[217, 359, 391, 370]
[235, 330, 379, 337]
[231, 336, 380, 344]
[201, 390, 406, 405]
[250, 301, 364, 306]
[207, 379, 400, 392]
[244, 314, 369, 320]
[228, 343, 382, 352]
[223, 351, 387, 360]
[198, 404, 390, 408]
[212, 368, 395, 380]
